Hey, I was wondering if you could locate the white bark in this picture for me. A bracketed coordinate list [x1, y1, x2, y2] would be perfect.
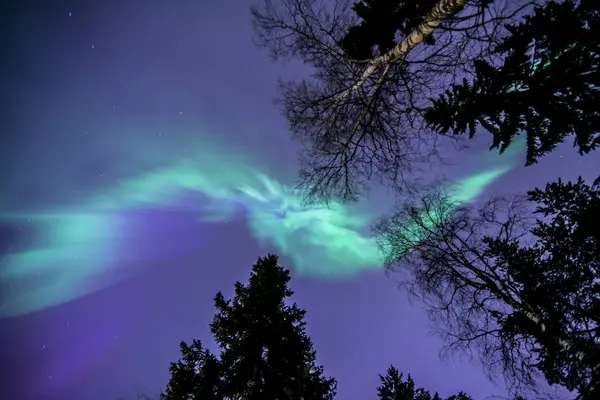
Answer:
[337, 0, 468, 102]
[522, 308, 586, 361]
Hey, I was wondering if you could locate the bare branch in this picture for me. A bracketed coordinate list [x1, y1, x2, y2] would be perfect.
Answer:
[374, 178, 600, 398]
[252, 0, 539, 203]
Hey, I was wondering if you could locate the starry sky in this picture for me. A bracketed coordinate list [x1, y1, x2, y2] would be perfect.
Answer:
[1, 1, 598, 399]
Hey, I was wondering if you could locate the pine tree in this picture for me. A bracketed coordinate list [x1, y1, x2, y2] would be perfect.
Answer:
[493, 176, 600, 397]
[161, 340, 222, 399]
[376, 366, 472, 400]
[161, 254, 337, 400]
[425, 0, 600, 165]
[375, 175, 600, 398]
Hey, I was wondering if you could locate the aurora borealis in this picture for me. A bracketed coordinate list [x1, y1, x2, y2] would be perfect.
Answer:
[2, 1, 598, 400]
[0, 132, 522, 318]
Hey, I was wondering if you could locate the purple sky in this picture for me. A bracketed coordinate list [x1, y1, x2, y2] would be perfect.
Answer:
[1, 1, 598, 400]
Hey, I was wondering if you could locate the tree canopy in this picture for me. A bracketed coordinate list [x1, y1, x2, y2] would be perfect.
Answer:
[252, 0, 526, 202]
[161, 253, 488, 399]
[377, 365, 473, 400]
[252, 0, 597, 202]
[374, 175, 600, 398]
[161, 254, 337, 400]
[339, 0, 443, 60]
[248, 0, 599, 397]
[425, 0, 600, 165]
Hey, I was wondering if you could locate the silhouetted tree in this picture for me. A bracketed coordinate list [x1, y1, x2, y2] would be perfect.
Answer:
[251, 0, 531, 203]
[377, 365, 472, 400]
[161, 339, 222, 399]
[425, 0, 600, 165]
[161, 254, 337, 400]
[374, 176, 600, 398]
[339, 0, 446, 60]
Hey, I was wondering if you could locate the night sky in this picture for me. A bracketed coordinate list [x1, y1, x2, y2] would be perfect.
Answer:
[1, 1, 598, 400]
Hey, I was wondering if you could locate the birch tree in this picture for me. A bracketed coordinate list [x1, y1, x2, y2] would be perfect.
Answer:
[374, 176, 600, 399]
[251, 0, 535, 203]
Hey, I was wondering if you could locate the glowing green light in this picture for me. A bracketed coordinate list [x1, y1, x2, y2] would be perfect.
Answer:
[0, 127, 526, 318]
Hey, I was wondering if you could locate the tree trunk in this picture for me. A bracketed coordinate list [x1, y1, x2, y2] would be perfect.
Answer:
[521, 308, 586, 361]
[340, 0, 468, 100]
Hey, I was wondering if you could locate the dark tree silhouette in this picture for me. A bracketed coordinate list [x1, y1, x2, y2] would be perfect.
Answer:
[377, 365, 473, 400]
[251, 0, 532, 203]
[374, 176, 600, 398]
[425, 0, 600, 165]
[161, 340, 222, 399]
[161, 254, 337, 400]
[339, 0, 444, 60]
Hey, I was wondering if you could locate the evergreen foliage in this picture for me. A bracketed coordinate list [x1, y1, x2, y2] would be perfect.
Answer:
[375, 175, 600, 398]
[377, 366, 473, 400]
[161, 254, 337, 400]
[425, 0, 600, 164]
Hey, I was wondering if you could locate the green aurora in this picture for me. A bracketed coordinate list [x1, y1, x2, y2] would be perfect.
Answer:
[0, 28, 570, 318]
[0, 135, 524, 318]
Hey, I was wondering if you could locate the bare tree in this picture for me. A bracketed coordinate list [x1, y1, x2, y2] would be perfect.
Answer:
[251, 0, 538, 203]
[373, 178, 599, 398]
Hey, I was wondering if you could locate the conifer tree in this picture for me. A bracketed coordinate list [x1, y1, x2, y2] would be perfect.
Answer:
[375, 175, 600, 398]
[425, 0, 599, 165]
[161, 254, 337, 400]
[377, 365, 472, 400]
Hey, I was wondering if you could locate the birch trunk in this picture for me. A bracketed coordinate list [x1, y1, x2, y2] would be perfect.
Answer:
[521, 308, 586, 361]
[339, 0, 468, 101]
